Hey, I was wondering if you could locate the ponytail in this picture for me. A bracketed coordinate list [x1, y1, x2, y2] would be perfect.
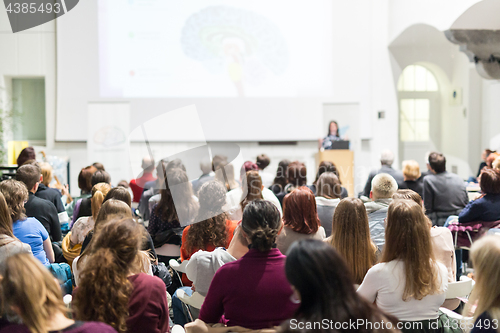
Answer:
[90, 183, 112, 221]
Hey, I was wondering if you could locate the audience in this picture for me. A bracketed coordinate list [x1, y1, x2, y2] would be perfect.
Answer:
[66, 165, 97, 219]
[358, 200, 448, 327]
[402, 159, 423, 197]
[0, 253, 116, 333]
[0, 179, 54, 265]
[0, 192, 31, 266]
[191, 158, 214, 195]
[276, 161, 307, 206]
[280, 239, 398, 333]
[72, 169, 112, 223]
[364, 173, 398, 252]
[256, 154, 274, 188]
[326, 198, 377, 285]
[277, 187, 325, 254]
[269, 159, 290, 195]
[310, 160, 348, 199]
[315, 172, 342, 237]
[477, 149, 493, 178]
[361, 149, 406, 198]
[423, 152, 469, 226]
[16, 147, 36, 167]
[73, 218, 168, 333]
[34, 162, 67, 222]
[129, 157, 156, 203]
[199, 200, 298, 329]
[139, 160, 168, 221]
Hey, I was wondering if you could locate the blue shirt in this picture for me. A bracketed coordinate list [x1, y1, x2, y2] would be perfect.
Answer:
[12, 217, 49, 265]
[459, 193, 500, 223]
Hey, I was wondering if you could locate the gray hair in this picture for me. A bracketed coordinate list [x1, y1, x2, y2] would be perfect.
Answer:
[380, 150, 394, 166]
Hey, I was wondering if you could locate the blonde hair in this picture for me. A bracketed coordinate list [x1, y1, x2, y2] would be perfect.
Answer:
[402, 160, 421, 181]
[91, 182, 112, 221]
[0, 253, 68, 333]
[39, 162, 53, 186]
[371, 173, 398, 200]
[465, 236, 500, 324]
[492, 156, 500, 171]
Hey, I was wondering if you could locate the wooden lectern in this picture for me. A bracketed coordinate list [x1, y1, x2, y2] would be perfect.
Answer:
[315, 149, 354, 197]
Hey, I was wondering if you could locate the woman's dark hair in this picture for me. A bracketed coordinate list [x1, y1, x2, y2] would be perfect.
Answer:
[479, 168, 500, 195]
[313, 161, 341, 185]
[272, 159, 291, 192]
[92, 162, 105, 171]
[166, 159, 186, 172]
[240, 170, 263, 212]
[327, 121, 339, 137]
[104, 187, 132, 207]
[185, 181, 228, 254]
[281, 239, 397, 333]
[241, 200, 281, 252]
[78, 166, 97, 193]
[315, 172, 342, 199]
[256, 154, 270, 170]
[287, 161, 307, 187]
[16, 147, 36, 166]
[283, 187, 320, 235]
[91, 170, 111, 186]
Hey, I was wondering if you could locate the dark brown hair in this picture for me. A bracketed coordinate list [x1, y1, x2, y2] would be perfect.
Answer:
[78, 166, 97, 193]
[91, 170, 111, 186]
[16, 147, 36, 166]
[479, 168, 500, 195]
[0, 180, 28, 222]
[287, 161, 307, 187]
[92, 162, 105, 171]
[428, 152, 446, 174]
[271, 159, 290, 191]
[15, 164, 41, 191]
[283, 187, 320, 235]
[104, 187, 132, 207]
[240, 170, 263, 212]
[313, 161, 341, 185]
[315, 172, 342, 199]
[256, 154, 270, 170]
[241, 200, 281, 252]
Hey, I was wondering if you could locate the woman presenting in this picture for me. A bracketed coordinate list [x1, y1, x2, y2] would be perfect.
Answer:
[321, 121, 344, 150]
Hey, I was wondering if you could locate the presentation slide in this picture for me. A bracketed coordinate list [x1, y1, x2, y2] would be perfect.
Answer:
[98, 0, 333, 98]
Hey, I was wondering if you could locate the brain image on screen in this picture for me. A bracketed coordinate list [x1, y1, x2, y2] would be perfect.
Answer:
[181, 6, 289, 97]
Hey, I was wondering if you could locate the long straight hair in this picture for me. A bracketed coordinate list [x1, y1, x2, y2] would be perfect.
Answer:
[382, 200, 442, 301]
[329, 198, 377, 284]
[1, 253, 68, 333]
[283, 187, 320, 235]
[240, 170, 263, 212]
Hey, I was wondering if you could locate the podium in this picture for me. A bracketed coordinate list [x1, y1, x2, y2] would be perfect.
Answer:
[315, 150, 354, 197]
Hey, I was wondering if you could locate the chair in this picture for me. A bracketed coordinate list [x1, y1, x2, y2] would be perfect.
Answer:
[448, 220, 500, 249]
[177, 288, 206, 309]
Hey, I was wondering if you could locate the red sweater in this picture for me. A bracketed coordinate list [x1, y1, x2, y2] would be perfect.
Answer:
[129, 172, 156, 203]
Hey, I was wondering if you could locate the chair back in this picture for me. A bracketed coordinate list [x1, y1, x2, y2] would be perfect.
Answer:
[169, 258, 189, 273]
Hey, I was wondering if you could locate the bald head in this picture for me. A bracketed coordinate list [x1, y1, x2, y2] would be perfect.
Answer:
[371, 173, 398, 200]
[142, 157, 155, 172]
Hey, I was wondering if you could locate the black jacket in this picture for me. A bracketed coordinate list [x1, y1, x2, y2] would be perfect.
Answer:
[35, 183, 65, 213]
[25, 192, 62, 242]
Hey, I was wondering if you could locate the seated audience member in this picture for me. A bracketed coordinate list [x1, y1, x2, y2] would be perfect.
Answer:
[215, 161, 240, 192]
[256, 154, 274, 188]
[0, 192, 31, 265]
[358, 200, 448, 326]
[92, 162, 105, 171]
[477, 149, 493, 178]
[16, 147, 36, 167]
[459, 168, 500, 223]
[280, 239, 398, 333]
[72, 170, 111, 223]
[0, 180, 54, 265]
[62, 182, 111, 266]
[276, 161, 307, 206]
[393, 189, 458, 309]
[464, 236, 500, 333]
[423, 152, 469, 226]
[364, 173, 398, 252]
[310, 161, 348, 199]
[73, 218, 168, 333]
[117, 180, 134, 199]
[361, 149, 406, 198]
[326, 198, 377, 285]
[269, 159, 290, 195]
[15, 165, 61, 243]
[66, 166, 97, 219]
[225, 170, 282, 220]
[148, 168, 199, 237]
[402, 160, 423, 197]
[36, 162, 67, 219]
[138, 160, 168, 221]
[315, 172, 342, 237]
[199, 200, 298, 329]
[277, 187, 325, 254]
[129, 157, 156, 203]
[191, 158, 214, 195]
[0, 253, 117, 333]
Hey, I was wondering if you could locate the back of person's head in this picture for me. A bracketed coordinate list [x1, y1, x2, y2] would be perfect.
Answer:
[212, 155, 227, 172]
[329, 197, 376, 285]
[166, 159, 186, 172]
[78, 166, 97, 193]
[39, 162, 53, 186]
[92, 162, 105, 171]
[0, 179, 28, 222]
[316, 172, 342, 199]
[104, 187, 132, 207]
[380, 150, 394, 166]
[392, 189, 423, 207]
[241, 200, 281, 252]
[91, 170, 111, 186]
[240, 161, 258, 181]
[117, 180, 129, 188]
[371, 173, 398, 200]
[256, 154, 270, 170]
[282, 239, 396, 333]
[314, 160, 341, 185]
[479, 168, 500, 195]
[402, 160, 421, 181]
[428, 152, 446, 173]
[94, 199, 133, 235]
[283, 187, 319, 235]
[91, 183, 112, 221]
[0, 192, 14, 239]
[141, 156, 155, 172]
[1, 253, 67, 333]
[286, 161, 307, 187]
[272, 159, 291, 190]
[383, 200, 441, 301]
[74, 218, 143, 333]
[186, 181, 227, 253]
[466, 235, 500, 323]
[16, 147, 36, 166]
[200, 158, 212, 175]
[15, 164, 41, 192]
[240, 170, 263, 212]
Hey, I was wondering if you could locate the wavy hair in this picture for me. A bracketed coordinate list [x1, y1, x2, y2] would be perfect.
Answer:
[0, 179, 28, 222]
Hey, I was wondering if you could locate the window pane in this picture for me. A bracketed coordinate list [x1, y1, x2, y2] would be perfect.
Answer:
[415, 65, 427, 91]
[426, 71, 438, 91]
[414, 99, 429, 120]
[400, 119, 415, 141]
[12, 78, 46, 141]
[402, 65, 415, 91]
[415, 120, 429, 141]
[400, 99, 415, 121]
[398, 65, 438, 92]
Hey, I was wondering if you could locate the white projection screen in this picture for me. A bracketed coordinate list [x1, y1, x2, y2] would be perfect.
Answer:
[56, 0, 334, 141]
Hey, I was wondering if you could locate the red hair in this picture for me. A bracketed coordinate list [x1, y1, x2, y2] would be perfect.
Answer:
[283, 186, 320, 235]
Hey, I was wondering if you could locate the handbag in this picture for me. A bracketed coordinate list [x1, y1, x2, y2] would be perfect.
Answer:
[153, 227, 185, 248]
[152, 262, 172, 288]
